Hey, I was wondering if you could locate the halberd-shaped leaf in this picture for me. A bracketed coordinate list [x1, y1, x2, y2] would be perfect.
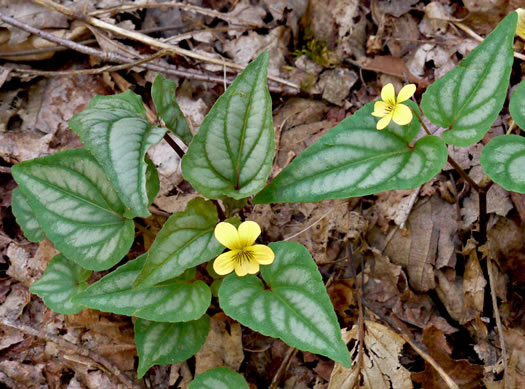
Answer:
[12, 148, 135, 271]
[219, 241, 352, 367]
[181, 52, 274, 199]
[254, 102, 447, 204]
[69, 90, 166, 218]
[510, 80, 525, 131]
[30, 254, 91, 314]
[135, 315, 210, 378]
[11, 187, 45, 242]
[134, 198, 223, 289]
[480, 134, 525, 193]
[421, 12, 517, 146]
[152, 74, 193, 145]
[74, 254, 211, 322]
[189, 368, 249, 389]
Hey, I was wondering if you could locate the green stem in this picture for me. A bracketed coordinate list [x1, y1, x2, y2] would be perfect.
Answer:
[411, 108, 432, 136]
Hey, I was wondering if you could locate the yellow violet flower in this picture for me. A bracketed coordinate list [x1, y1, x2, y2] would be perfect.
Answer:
[517, 9, 525, 40]
[213, 221, 275, 277]
[371, 83, 416, 130]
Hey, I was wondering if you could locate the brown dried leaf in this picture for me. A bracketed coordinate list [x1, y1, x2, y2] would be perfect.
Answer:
[412, 326, 484, 388]
[328, 321, 412, 389]
[195, 313, 244, 375]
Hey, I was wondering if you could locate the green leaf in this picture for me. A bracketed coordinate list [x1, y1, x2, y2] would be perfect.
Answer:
[68, 90, 167, 218]
[254, 102, 447, 204]
[30, 254, 91, 314]
[480, 134, 525, 193]
[420, 12, 517, 146]
[510, 80, 525, 131]
[181, 52, 275, 199]
[152, 74, 193, 145]
[189, 368, 249, 389]
[145, 157, 160, 207]
[134, 198, 222, 289]
[219, 241, 351, 367]
[11, 187, 45, 242]
[74, 254, 211, 322]
[135, 315, 210, 378]
[12, 148, 135, 271]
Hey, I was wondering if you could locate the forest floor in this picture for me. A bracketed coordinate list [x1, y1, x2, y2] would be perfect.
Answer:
[1, 0, 525, 388]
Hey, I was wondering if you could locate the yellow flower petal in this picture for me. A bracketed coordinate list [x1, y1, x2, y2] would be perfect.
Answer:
[381, 83, 396, 105]
[214, 222, 241, 250]
[392, 103, 413, 126]
[396, 84, 416, 103]
[238, 221, 261, 247]
[372, 101, 391, 117]
[250, 244, 275, 265]
[376, 113, 393, 130]
[213, 250, 237, 275]
[234, 260, 250, 276]
[517, 9, 525, 40]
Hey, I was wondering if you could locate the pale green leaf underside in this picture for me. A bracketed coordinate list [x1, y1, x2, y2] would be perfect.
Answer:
[254, 102, 447, 204]
[30, 254, 91, 314]
[181, 51, 274, 199]
[152, 74, 193, 145]
[75, 254, 211, 322]
[509, 80, 525, 131]
[480, 134, 525, 193]
[12, 148, 134, 271]
[135, 197, 222, 289]
[11, 187, 45, 242]
[189, 368, 249, 389]
[219, 241, 351, 367]
[135, 315, 210, 378]
[421, 12, 517, 146]
[69, 90, 166, 218]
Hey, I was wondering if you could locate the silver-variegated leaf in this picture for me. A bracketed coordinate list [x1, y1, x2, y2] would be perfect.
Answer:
[11, 187, 45, 242]
[480, 134, 525, 193]
[30, 254, 91, 314]
[189, 368, 249, 389]
[134, 197, 223, 289]
[219, 241, 352, 367]
[152, 74, 193, 145]
[74, 254, 211, 322]
[11, 148, 135, 271]
[135, 315, 210, 378]
[509, 79, 525, 131]
[69, 90, 166, 218]
[254, 102, 447, 204]
[421, 12, 517, 146]
[181, 52, 274, 200]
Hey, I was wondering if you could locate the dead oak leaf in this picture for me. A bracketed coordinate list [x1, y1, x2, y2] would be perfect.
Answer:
[328, 321, 413, 389]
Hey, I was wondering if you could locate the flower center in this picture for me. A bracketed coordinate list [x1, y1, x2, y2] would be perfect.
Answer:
[233, 248, 254, 264]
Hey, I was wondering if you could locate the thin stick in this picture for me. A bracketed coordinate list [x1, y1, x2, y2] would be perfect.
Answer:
[0, 318, 137, 388]
[361, 299, 458, 389]
[0, 12, 291, 93]
[487, 258, 509, 389]
[270, 346, 298, 389]
[0, 166, 12, 174]
[453, 22, 525, 61]
[283, 209, 333, 241]
[89, 2, 263, 28]
[163, 133, 185, 159]
[32, 0, 299, 90]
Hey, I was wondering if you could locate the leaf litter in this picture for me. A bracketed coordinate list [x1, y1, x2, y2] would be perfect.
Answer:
[1, 0, 525, 388]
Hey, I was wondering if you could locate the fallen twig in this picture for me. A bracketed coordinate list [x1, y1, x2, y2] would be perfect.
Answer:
[453, 21, 525, 61]
[88, 1, 263, 28]
[32, 0, 299, 90]
[0, 166, 12, 174]
[0, 12, 292, 93]
[0, 318, 138, 389]
[487, 257, 510, 389]
[269, 347, 298, 389]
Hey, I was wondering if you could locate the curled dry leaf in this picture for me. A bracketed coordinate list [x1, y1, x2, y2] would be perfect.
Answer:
[328, 321, 413, 389]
